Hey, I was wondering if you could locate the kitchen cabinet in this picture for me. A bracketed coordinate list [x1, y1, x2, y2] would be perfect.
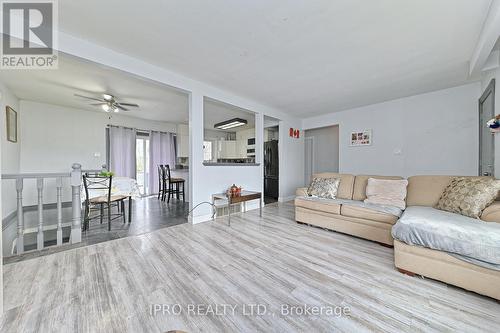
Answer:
[220, 141, 237, 158]
[177, 124, 189, 157]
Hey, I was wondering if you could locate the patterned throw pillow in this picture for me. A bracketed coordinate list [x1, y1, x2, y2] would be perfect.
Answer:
[307, 177, 341, 199]
[435, 177, 500, 218]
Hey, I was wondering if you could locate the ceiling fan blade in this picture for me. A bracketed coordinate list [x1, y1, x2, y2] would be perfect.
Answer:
[116, 105, 130, 111]
[90, 103, 107, 106]
[74, 94, 105, 102]
[117, 102, 139, 107]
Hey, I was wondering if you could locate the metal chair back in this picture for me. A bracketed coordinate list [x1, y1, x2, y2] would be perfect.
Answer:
[83, 173, 113, 205]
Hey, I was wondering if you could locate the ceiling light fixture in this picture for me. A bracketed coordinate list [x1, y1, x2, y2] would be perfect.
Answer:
[114, 107, 120, 113]
[103, 94, 113, 101]
[102, 104, 110, 112]
[214, 118, 248, 130]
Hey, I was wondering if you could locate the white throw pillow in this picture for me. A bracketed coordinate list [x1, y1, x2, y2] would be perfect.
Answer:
[364, 178, 408, 210]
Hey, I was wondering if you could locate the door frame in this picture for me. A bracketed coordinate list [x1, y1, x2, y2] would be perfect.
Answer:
[136, 133, 150, 195]
[304, 136, 315, 184]
[479, 78, 495, 176]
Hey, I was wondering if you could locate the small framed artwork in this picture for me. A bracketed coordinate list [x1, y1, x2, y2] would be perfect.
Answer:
[6, 106, 17, 143]
[350, 129, 372, 146]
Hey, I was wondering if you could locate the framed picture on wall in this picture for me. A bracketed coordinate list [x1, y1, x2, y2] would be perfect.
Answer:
[350, 129, 371, 146]
[6, 106, 17, 143]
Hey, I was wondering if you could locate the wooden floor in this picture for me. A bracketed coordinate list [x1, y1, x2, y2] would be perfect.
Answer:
[2, 202, 500, 332]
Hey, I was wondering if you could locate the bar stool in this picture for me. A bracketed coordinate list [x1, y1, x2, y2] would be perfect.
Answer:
[163, 164, 185, 203]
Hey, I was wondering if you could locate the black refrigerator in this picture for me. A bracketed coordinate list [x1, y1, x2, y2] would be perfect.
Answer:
[264, 140, 279, 199]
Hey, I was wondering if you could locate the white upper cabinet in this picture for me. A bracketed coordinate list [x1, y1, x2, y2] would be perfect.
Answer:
[177, 124, 189, 157]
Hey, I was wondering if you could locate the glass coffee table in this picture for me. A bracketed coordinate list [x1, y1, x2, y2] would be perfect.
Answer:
[212, 190, 262, 226]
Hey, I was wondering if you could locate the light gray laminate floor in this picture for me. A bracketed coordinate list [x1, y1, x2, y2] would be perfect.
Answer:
[2, 203, 500, 332]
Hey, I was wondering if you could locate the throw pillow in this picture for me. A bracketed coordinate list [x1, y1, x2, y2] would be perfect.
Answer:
[307, 177, 341, 199]
[364, 178, 408, 210]
[435, 177, 500, 218]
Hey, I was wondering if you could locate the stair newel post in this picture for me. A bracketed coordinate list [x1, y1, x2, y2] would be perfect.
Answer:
[70, 163, 82, 244]
[56, 177, 63, 246]
[16, 178, 24, 254]
[36, 178, 45, 250]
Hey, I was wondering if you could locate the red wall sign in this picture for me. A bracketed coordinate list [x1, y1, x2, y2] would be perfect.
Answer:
[289, 128, 300, 138]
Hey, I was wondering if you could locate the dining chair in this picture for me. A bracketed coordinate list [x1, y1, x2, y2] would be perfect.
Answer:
[83, 173, 128, 231]
[163, 164, 185, 203]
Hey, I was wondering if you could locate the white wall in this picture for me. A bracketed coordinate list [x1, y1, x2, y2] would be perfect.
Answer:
[0, 82, 21, 219]
[304, 126, 339, 174]
[20, 100, 177, 173]
[278, 120, 304, 201]
[17, 100, 178, 206]
[303, 83, 481, 178]
[189, 91, 303, 223]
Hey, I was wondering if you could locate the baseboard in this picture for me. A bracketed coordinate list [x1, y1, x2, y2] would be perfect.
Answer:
[190, 201, 262, 224]
[189, 214, 213, 224]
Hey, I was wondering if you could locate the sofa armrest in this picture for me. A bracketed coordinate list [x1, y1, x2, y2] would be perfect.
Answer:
[296, 187, 308, 196]
[481, 201, 500, 223]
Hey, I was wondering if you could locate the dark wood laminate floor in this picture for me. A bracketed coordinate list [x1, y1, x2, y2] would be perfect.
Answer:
[3, 197, 188, 264]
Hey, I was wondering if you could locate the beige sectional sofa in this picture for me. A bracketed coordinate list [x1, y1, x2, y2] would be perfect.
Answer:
[295, 173, 402, 245]
[295, 173, 500, 300]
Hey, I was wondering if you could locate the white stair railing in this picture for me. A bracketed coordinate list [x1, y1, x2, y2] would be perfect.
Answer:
[2, 163, 83, 254]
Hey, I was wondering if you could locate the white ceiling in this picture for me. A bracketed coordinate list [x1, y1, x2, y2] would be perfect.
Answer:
[57, 0, 492, 117]
[0, 54, 190, 123]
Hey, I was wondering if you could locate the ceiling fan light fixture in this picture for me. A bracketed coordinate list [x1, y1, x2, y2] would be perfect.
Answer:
[103, 94, 113, 101]
[102, 104, 110, 112]
[214, 118, 248, 130]
[114, 108, 120, 113]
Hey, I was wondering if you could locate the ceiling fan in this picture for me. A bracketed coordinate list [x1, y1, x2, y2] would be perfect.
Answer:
[74, 93, 139, 112]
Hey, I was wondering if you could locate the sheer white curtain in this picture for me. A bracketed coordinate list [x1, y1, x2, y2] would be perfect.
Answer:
[148, 131, 176, 195]
[108, 126, 137, 178]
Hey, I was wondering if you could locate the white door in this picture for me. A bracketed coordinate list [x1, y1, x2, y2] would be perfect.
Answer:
[304, 137, 314, 185]
[479, 80, 495, 176]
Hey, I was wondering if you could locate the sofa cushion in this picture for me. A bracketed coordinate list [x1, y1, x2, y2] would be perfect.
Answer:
[392, 206, 500, 268]
[294, 197, 341, 215]
[341, 202, 399, 225]
[307, 177, 340, 199]
[406, 175, 495, 207]
[435, 177, 500, 218]
[312, 173, 354, 200]
[364, 178, 408, 210]
[406, 175, 454, 207]
[481, 201, 500, 223]
[296, 187, 308, 196]
[352, 175, 403, 201]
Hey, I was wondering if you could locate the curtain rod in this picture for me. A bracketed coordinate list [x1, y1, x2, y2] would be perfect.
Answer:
[107, 124, 175, 135]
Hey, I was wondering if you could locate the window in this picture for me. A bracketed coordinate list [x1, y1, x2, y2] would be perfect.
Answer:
[136, 134, 150, 195]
